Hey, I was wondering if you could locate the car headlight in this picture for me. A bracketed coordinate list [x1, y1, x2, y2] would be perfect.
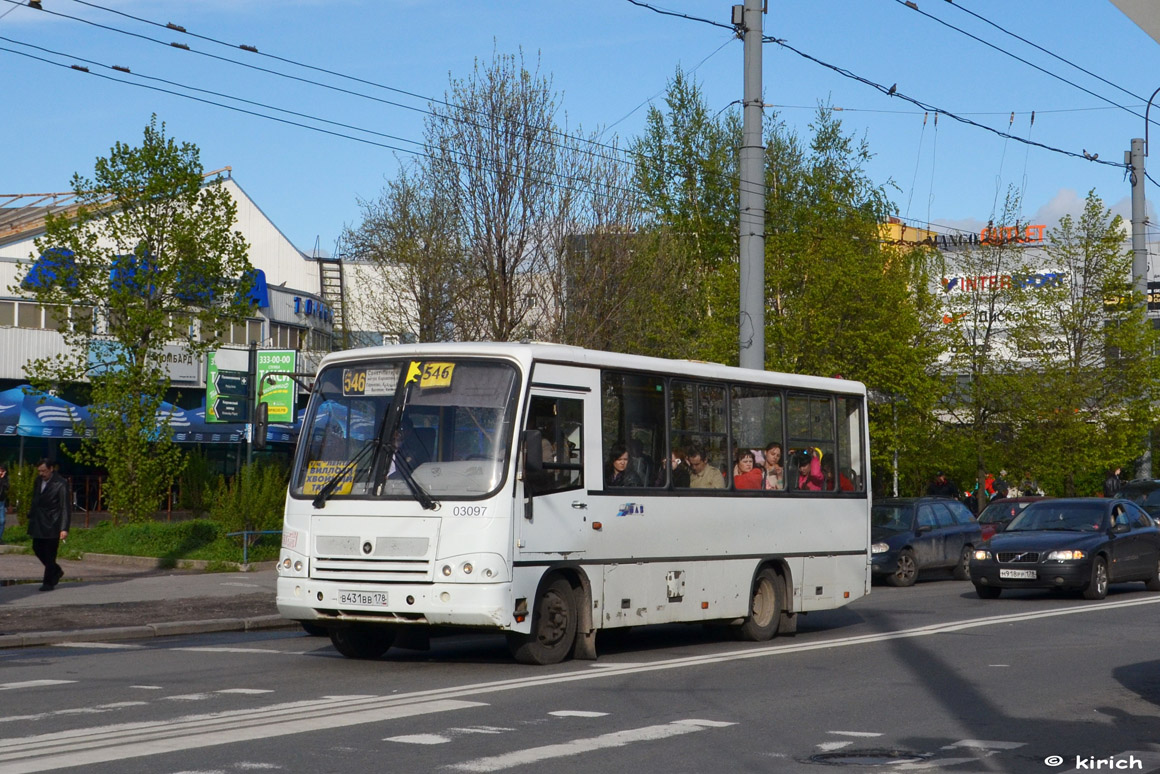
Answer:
[973, 550, 991, 561]
[1046, 550, 1086, 561]
[871, 542, 890, 555]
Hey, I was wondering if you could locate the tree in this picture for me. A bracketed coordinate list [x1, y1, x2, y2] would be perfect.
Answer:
[933, 191, 1039, 508]
[18, 117, 253, 523]
[339, 163, 463, 343]
[1007, 191, 1160, 495]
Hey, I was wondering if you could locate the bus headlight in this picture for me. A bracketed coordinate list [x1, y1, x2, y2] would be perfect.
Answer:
[278, 550, 308, 577]
[436, 553, 506, 583]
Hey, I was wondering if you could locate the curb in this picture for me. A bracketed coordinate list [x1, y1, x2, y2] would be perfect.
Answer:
[0, 614, 298, 649]
[82, 554, 279, 572]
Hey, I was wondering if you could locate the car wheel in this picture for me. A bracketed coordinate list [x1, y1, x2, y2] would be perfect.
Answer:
[885, 549, 918, 587]
[507, 576, 577, 665]
[329, 625, 395, 659]
[975, 584, 1001, 599]
[1145, 557, 1160, 592]
[1082, 556, 1109, 600]
[953, 546, 972, 581]
[734, 568, 782, 641]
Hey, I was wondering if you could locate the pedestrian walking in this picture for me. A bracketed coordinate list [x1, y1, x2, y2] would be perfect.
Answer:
[927, 471, 958, 498]
[1103, 467, 1123, 498]
[0, 463, 8, 543]
[27, 458, 70, 591]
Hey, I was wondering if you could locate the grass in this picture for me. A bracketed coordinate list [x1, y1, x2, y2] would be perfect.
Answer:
[1, 520, 281, 566]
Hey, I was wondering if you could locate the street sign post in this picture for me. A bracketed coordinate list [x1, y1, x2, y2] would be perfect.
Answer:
[206, 350, 251, 424]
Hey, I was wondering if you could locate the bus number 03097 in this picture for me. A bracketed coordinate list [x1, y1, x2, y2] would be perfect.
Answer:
[453, 506, 488, 517]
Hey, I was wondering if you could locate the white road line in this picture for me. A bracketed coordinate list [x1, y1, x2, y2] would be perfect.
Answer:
[817, 741, 854, 751]
[827, 731, 883, 737]
[172, 647, 285, 654]
[130, 686, 163, 690]
[0, 703, 148, 725]
[215, 689, 275, 695]
[5, 597, 1155, 772]
[548, 711, 608, 718]
[386, 734, 451, 745]
[53, 642, 144, 650]
[162, 694, 213, 702]
[944, 739, 1025, 750]
[447, 719, 736, 773]
[0, 681, 75, 692]
[0, 698, 486, 773]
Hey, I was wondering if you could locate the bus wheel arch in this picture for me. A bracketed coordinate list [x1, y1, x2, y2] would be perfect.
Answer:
[735, 562, 788, 642]
[508, 570, 582, 665]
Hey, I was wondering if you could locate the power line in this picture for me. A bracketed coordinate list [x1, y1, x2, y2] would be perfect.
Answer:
[892, 0, 1155, 128]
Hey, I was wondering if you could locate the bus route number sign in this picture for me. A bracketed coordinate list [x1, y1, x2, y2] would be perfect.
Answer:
[419, 362, 455, 389]
[343, 368, 395, 396]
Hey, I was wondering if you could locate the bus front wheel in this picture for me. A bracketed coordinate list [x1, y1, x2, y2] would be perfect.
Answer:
[329, 625, 395, 659]
[508, 577, 577, 665]
[735, 568, 782, 642]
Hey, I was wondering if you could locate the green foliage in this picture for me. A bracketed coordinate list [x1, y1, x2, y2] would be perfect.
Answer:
[49, 519, 278, 564]
[17, 117, 253, 523]
[178, 449, 215, 515]
[209, 462, 288, 534]
[4, 463, 38, 526]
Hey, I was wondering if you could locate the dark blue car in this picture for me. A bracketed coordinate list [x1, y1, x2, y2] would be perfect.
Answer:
[871, 497, 981, 586]
[970, 498, 1160, 600]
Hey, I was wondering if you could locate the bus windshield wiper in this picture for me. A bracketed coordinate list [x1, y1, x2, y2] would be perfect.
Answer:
[312, 438, 381, 509]
[387, 444, 438, 510]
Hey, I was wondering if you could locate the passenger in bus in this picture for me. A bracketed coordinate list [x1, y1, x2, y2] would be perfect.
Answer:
[733, 449, 764, 489]
[606, 444, 643, 487]
[655, 448, 690, 487]
[628, 438, 655, 487]
[794, 448, 825, 491]
[686, 444, 725, 489]
[821, 456, 855, 491]
[762, 442, 785, 491]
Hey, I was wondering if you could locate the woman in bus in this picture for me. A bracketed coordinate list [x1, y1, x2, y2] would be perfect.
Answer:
[762, 441, 785, 491]
[796, 447, 825, 491]
[606, 444, 643, 487]
[733, 448, 764, 489]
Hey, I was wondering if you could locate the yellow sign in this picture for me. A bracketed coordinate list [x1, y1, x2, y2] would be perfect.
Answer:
[302, 460, 355, 496]
[419, 362, 455, 389]
[343, 368, 367, 395]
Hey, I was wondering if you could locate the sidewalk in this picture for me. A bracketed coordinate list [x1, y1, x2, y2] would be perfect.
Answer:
[0, 549, 296, 648]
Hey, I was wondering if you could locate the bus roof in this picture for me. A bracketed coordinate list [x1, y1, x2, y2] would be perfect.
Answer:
[313, 341, 866, 396]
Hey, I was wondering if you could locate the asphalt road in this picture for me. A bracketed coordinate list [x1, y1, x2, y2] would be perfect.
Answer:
[2, 578, 1159, 774]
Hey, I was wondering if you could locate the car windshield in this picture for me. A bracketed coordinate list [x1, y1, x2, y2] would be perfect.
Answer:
[872, 504, 912, 532]
[290, 358, 520, 500]
[979, 500, 1033, 524]
[1006, 502, 1107, 533]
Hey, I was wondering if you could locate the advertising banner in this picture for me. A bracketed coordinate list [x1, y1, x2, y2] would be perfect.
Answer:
[257, 349, 297, 423]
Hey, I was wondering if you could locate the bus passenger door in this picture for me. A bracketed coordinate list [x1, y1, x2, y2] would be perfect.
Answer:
[519, 382, 592, 557]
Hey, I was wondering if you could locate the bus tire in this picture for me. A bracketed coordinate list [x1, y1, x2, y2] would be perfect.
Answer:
[329, 625, 394, 659]
[301, 621, 328, 637]
[507, 576, 577, 665]
[735, 567, 782, 642]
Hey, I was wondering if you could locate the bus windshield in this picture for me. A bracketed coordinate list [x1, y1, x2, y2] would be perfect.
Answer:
[290, 358, 520, 501]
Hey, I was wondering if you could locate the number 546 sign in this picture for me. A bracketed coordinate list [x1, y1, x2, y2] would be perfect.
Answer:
[405, 361, 455, 389]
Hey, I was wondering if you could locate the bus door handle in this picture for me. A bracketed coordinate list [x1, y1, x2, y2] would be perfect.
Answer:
[572, 501, 587, 510]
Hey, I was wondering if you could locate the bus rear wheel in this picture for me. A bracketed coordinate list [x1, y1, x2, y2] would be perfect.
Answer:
[329, 625, 395, 659]
[735, 568, 782, 642]
[507, 577, 577, 665]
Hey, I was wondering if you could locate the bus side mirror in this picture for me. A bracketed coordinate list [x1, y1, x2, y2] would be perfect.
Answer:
[253, 402, 269, 451]
[524, 429, 543, 473]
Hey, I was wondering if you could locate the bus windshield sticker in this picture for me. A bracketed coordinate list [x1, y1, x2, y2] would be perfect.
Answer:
[342, 367, 396, 396]
[303, 460, 356, 495]
[419, 362, 455, 390]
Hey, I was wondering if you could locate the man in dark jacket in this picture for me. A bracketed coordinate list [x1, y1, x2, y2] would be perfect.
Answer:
[1103, 467, 1123, 498]
[28, 458, 70, 591]
[926, 471, 958, 498]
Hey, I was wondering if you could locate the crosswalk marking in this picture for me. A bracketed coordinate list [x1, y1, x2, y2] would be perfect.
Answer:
[827, 730, 882, 737]
[53, 642, 144, 650]
[548, 711, 607, 718]
[216, 689, 274, 695]
[0, 681, 75, 692]
[386, 733, 451, 745]
[448, 719, 736, 773]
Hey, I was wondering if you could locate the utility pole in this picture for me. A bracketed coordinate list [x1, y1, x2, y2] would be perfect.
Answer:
[736, 0, 765, 371]
[1129, 137, 1152, 479]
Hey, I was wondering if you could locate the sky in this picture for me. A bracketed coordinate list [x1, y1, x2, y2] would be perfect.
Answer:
[3, 0, 1160, 260]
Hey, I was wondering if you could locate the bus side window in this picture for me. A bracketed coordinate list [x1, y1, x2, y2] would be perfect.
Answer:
[526, 396, 584, 496]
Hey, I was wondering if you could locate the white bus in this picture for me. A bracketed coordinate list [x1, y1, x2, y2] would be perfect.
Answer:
[275, 342, 871, 664]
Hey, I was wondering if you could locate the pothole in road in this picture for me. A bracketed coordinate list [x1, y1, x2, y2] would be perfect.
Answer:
[808, 749, 933, 766]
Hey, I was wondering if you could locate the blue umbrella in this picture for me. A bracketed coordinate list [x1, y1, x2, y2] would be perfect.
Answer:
[0, 386, 24, 436]
[17, 387, 93, 438]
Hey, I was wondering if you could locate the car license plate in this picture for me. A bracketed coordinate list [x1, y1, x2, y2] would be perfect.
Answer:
[999, 569, 1037, 580]
[338, 590, 388, 606]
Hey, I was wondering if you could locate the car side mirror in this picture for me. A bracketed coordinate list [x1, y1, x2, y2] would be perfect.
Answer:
[253, 402, 269, 451]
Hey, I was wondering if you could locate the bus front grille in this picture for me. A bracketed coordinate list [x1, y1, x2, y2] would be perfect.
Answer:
[312, 558, 432, 583]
